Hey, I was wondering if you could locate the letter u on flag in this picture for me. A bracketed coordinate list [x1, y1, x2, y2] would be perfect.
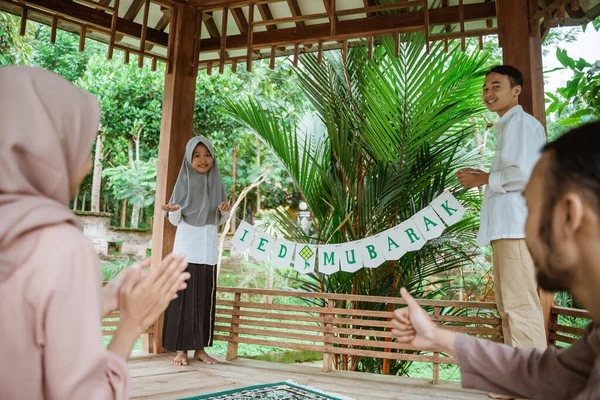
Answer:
[430, 191, 466, 226]
[231, 220, 257, 252]
[294, 243, 317, 274]
[270, 238, 296, 269]
[339, 241, 363, 273]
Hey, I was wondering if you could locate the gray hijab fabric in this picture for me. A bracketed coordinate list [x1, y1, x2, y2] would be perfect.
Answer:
[169, 136, 227, 226]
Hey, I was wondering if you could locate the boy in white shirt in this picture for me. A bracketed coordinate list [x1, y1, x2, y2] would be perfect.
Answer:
[456, 66, 547, 360]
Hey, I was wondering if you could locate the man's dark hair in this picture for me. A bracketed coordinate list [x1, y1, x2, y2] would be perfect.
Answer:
[539, 121, 600, 244]
[486, 65, 524, 88]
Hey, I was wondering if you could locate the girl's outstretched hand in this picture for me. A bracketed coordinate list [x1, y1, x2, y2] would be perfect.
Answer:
[218, 202, 231, 212]
[161, 203, 181, 212]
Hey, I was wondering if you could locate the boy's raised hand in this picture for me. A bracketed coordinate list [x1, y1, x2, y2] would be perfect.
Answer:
[161, 203, 181, 212]
[218, 202, 231, 212]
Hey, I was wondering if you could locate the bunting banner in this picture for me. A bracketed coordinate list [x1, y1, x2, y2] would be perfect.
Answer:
[231, 191, 466, 275]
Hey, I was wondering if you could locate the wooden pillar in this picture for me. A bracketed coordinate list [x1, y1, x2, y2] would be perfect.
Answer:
[497, 0, 554, 339]
[498, 0, 546, 128]
[144, 4, 199, 354]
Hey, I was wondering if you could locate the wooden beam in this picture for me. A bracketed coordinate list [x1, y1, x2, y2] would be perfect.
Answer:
[231, 7, 247, 33]
[145, 13, 171, 51]
[257, 3, 277, 31]
[149, 3, 199, 354]
[124, 0, 145, 21]
[17, 0, 169, 47]
[204, 12, 230, 59]
[287, 0, 305, 27]
[198, 2, 496, 52]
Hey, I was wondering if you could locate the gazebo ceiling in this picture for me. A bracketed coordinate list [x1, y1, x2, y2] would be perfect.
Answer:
[0, 0, 598, 72]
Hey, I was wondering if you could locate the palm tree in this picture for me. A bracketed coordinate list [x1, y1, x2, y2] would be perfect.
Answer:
[224, 34, 489, 374]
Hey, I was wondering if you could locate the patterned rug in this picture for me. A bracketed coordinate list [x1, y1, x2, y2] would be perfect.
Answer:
[180, 381, 355, 400]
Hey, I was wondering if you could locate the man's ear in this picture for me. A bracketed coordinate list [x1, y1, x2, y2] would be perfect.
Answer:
[513, 85, 522, 97]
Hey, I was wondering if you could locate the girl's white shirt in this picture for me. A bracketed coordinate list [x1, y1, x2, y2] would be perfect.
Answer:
[167, 208, 230, 265]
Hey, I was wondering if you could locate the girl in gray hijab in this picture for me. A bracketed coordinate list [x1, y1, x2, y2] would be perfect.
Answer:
[161, 136, 231, 366]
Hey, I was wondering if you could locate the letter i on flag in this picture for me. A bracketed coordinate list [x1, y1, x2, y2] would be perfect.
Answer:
[294, 243, 317, 274]
[270, 238, 296, 269]
[231, 220, 257, 252]
[430, 191, 466, 226]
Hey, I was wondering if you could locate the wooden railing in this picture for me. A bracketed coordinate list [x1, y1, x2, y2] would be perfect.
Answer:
[548, 306, 592, 347]
[102, 310, 154, 336]
[213, 287, 502, 384]
[100, 284, 593, 384]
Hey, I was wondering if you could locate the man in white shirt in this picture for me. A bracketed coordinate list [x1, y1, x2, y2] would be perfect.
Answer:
[455, 66, 547, 359]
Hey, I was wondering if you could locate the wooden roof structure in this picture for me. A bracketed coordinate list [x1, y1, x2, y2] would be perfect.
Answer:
[1, 0, 597, 354]
[1, 0, 598, 73]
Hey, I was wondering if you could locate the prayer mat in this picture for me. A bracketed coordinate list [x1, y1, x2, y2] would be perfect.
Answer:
[179, 381, 355, 400]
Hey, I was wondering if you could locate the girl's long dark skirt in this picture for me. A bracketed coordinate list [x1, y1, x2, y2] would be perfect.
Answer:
[162, 263, 217, 351]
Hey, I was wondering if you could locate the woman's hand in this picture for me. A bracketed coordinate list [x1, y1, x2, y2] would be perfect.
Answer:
[100, 259, 150, 318]
[218, 202, 231, 213]
[118, 253, 190, 331]
[161, 203, 181, 212]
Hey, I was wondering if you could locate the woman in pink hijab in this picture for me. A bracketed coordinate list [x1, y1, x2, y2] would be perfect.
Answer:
[0, 66, 190, 399]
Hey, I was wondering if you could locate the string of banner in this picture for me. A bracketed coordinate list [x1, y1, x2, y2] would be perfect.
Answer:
[231, 191, 466, 275]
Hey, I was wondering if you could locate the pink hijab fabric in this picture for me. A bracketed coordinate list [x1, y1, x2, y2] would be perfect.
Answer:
[0, 66, 100, 283]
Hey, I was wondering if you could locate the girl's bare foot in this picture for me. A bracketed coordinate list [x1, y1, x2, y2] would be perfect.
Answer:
[194, 349, 217, 364]
[171, 351, 189, 366]
[488, 394, 516, 399]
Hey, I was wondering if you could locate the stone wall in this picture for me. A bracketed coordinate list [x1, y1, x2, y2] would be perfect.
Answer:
[76, 212, 151, 258]
[76, 212, 232, 259]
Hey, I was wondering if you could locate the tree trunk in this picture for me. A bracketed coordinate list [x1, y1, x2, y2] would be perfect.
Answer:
[81, 192, 86, 212]
[131, 205, 141, 229]
[121, 199, 127, 228]
[72, 190, 79, 211]
[91, 136, 103, 212]
[256, 139, 261, 214]
[230, 142, 238, 233]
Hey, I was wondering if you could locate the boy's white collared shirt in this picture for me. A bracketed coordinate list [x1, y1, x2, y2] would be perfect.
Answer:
[167, 208, 230, 265]
[477, 105, 546, 246]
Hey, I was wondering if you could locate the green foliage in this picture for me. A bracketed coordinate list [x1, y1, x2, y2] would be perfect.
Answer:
[545, 48, 600, 126]
[225, 33, 489, 374]
[103, 159, 158, 208]
[77, 52, 164, 164]
[32, 25, 102, 82]
[0, 12, 34, 65]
